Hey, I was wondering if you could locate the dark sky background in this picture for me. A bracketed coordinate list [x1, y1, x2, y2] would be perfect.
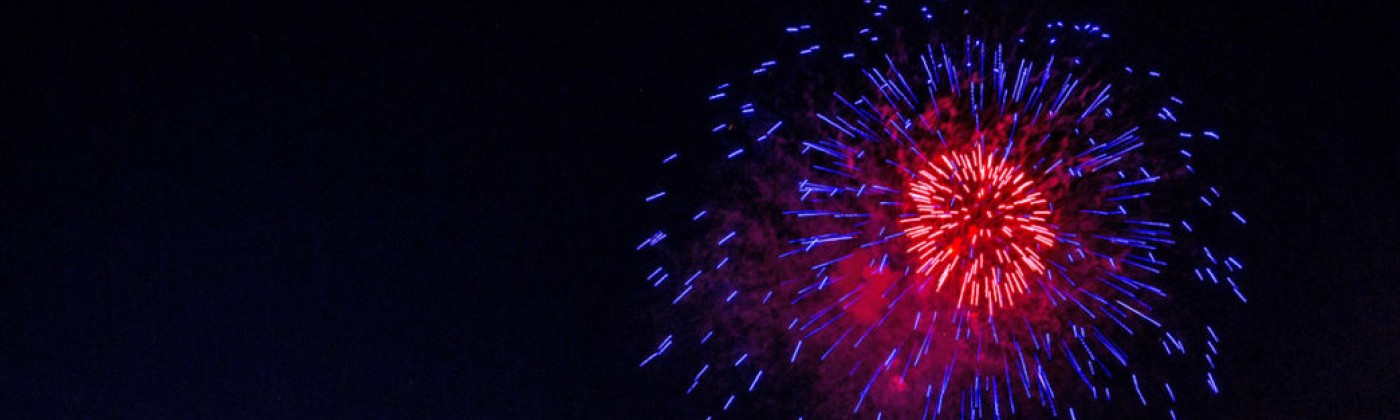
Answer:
[0, 0, 1396, 418]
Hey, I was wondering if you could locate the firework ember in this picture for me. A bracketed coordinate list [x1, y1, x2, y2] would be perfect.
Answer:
[636, 2, 1248, 418]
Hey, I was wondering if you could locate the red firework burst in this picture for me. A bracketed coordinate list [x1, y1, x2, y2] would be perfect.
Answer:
[901, 148, 1057, 310]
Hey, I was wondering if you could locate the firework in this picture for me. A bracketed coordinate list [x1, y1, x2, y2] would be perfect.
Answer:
[637, 2, 1248, 418]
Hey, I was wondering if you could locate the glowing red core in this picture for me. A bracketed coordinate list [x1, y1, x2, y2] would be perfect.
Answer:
[900, 149, 1056, 310]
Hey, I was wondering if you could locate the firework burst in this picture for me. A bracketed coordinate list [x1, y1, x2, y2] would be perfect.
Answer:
[637, 2, 1248, 418]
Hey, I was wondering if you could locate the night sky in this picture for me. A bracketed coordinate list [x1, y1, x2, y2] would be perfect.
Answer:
[1, 0, 1396, 418]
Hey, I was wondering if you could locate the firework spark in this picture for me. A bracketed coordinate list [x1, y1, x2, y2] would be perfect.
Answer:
[637, 2, 1247, 418]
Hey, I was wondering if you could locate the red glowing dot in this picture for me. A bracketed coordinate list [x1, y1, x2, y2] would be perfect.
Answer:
[900, 148, 1057, 310]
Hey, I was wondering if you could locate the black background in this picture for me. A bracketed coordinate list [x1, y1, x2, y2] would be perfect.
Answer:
[1, 0, 1396, 418]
